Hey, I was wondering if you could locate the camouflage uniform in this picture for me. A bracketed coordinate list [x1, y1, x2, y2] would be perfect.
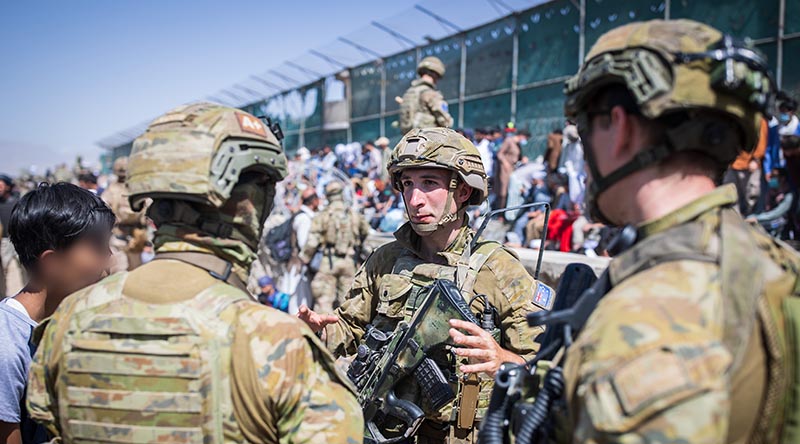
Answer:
[100, 156, 148, 273]
[324, 128, 554, 443]
[561, 185, 800, 443]
[27, 102, 363, 444]
[300, 182, 370, 314]
[399, 57, 454, 135]
[554, 20, 799, 443]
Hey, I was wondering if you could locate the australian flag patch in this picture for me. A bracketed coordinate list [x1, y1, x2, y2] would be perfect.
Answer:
[532, 282, 554, 310]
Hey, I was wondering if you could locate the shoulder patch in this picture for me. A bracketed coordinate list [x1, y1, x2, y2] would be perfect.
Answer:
[532, 282, 554, 310]
[441, 102, 449, 112]
[235, 112, 267, 137]
[581, 342, 730, 433]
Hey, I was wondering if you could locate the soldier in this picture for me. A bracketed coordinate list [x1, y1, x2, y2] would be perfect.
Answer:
[300, 181, 370, 313]
[399, 56, 454, 134]
[26, 103, 363, 443]
[552, 20, 798, 443]
[299, 127, 553, 443]
[100, 156, 148, 273]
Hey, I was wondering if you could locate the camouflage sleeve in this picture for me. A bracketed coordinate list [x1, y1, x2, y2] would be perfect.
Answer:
[322, 241, 404, 358]
[564, 264, 732, 443]
[26, 288, 88, 438]
[232, 305, 363, 444]
[358, 213, 371, 242]
[420, 89, 454, 128]
[474, 248, 544, 360]
[299, 214, 323, 263]
[323, 256, 378, 357]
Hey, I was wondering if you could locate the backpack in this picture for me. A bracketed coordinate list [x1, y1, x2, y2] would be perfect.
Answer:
[265, 214, 296, 263]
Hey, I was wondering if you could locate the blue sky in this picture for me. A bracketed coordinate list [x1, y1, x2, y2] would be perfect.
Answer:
[0, 0, 426, 175]
[0, 0, 539, 176]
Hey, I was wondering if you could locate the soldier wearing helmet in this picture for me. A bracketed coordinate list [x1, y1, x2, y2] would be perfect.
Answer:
[299, 127, 553, 443]
[299, 180, 370, 314]
[100, 156, 148, 273]
[27, 103, 363, 443]
[399, 56, 454, 134]
[517, 19, 799, 444]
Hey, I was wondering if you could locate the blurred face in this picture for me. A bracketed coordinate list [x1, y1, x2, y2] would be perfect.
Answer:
[39, 237, 112, 297]
[400, 168, 470, 232]
[0, 181, 8, 197]
[261, 283, 275, 295]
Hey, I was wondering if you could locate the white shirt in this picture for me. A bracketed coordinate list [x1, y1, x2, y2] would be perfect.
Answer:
[293, 205, 315, 249]
[476, 139, 494, 177]
[779, 115, 799, 136]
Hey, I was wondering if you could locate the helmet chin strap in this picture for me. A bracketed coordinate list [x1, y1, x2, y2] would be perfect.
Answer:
[407, 171, 462, 234]
[582, 124, 675, 226]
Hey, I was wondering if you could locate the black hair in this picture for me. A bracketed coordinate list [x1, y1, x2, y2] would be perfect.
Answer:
[9, 182, 115, 271]
[78, 173, 98, 185]
[778, 92, 798, 112]
[301, 192, 318, 206]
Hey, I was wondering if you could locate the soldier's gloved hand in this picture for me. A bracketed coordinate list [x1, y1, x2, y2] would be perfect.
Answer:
[297, 304, 339, 333]
[448, 319, 525, 377]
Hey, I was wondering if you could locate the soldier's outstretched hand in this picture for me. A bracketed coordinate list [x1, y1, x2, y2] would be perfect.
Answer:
[449, 319, 525, 377]
[297, 304, 339, 333]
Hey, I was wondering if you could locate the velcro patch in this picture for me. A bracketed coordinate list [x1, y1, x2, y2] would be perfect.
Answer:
[611, 348, 693, 416]
[441, 102, 449, 112]
[235, 112, 267, 137]
[532, 282, 554, 310]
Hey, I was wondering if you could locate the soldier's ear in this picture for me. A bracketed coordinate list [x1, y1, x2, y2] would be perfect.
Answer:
[455, 182, 472, 205]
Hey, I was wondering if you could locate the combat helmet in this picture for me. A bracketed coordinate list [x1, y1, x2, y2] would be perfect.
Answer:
[388, 127, 487, 232]
[112, 156, 128, 178]
[127, 102, 288, 246]
[324, 181, 345, 200]
[417, 56, 446, 78]
[564, 19, 773, 219]
[128, 102, 287, 209]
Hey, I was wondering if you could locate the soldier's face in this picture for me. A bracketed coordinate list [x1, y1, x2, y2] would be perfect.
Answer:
[400, 168, 470, 226]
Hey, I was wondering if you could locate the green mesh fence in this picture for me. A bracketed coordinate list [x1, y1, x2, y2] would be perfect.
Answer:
[670, 0, 779, 40]
[351, 61, 382, 118]
[282, 133, 299, 156]
[463, 93, 511, 129]
[303, 130, 322, 150]
[789, 0, 800, 35]
[324, 129, 349, 147]
[234, 0, 789, 156]
[384, 116, 404, 145]
[584, 0, 665, 51]
[352, 118, 381, 143]
[784, 39, 800, 100]
[302, 81, 324, 130]
[515, 83, 566, 160]
[517, 0, 580, 86]
[464, 16, 515, 96]
[385, 50, 418, 114]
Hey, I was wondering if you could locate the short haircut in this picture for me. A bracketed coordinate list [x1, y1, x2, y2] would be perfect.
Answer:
[9, 182, 115, 271]
[78, 173, 98, 185]
[301, 192, 318, 206]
